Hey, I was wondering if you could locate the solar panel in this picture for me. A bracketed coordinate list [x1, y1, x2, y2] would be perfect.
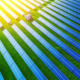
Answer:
[0, 72, 4, 80]
[43, 7, 80, 29]
[20, 20, 80, 79]
[47, 4, 80, 24]
[51, 2, 80, 18]
[0, 0, 80, 79]
[4, 0, 24, 15]
[12, 0, 30, 12]
[38, 11, 80, 39]
[32, 20, 80, 62]
[12, 23, 68, 80]
[59, 0, 80, 9]
[53, 1, 80, 13]
[20, 0, 35, 9]
[3, 29, 47, 80]
[66, 0, 80, 6]
[38, 17, 80, 49]
[0, 10, 11, 23]
[0, 1, 18, 19]
[0, 41, 26, 80]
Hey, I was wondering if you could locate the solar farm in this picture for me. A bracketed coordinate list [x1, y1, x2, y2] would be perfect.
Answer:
[0, 0, 80, 80]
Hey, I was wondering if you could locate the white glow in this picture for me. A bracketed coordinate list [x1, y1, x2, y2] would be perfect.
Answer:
[0, 1, 18, 19]
[4, 0, 24, 15]
[12, 0, 30, 12]
[0, 10, 11, 23]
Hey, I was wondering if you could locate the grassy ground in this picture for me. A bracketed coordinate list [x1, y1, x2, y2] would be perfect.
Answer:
[0, 0, 80, 80]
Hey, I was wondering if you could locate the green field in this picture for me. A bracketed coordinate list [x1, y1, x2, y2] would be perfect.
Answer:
[0, 0, 80, 80]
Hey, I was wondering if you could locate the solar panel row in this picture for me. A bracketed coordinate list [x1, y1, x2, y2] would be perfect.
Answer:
[53, 1, 80, 13]
[0, 0, 80, 79]
[37, 17, 80, 50]
[3, 29, 47, 80]
[66, 0, 80, 6]
[0, 72, 4, 80]
[43, 7, 80, 30]
[38, 10, 80, 39]
[51, 2, 80, 18]
[59, 0, 80, 9]
[47, 4, 80, 23]
[0, 10, 11, 23]
[12, 0, 30, 12]
[0, 1, 18, 19]
[4, 0, 24, 16]
[75, 0, 80, 2]
[20, 0, 35, 9]
[0, 41, 26, 80]
[9, 24, 69, 80]
[31, 20, 80, 79]
[32, 19, 80, 63]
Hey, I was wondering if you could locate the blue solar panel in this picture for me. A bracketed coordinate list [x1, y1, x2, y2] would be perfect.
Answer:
[73, 68, 80, 79]
[67, 0, 80, 6]
[11, 63, 25, 80]
[52, 1, 80, 13]
[3, 29, 47, 80]
[1, 0, 80, 79]
[33, 20, 80, 49]
[31, 64, 47, 80]
[47, 32, 80, 62]
[51, 2, 80, 18]
[8, 36, 17, 46]
[22, 53, 34, 68]
[39, 38, 51, 49]
[21, 77, 26, 80]
[71, 40, 80, 50]
[61, 33, 73, 43]
[4, 52, 14, 67]
[38, 12, 80, 39]
[75, 0, 80, 2]
[24, 37, 34, 48]
[60, 0, 80, 9]
[66, 28, 80, 40]
[40, 54, 55, 70]
[32, 20, 80, 62]
[31, 20, 80, 79]
[31, 45, 43, 58]
[66, 48, 80, 63]
[53, 27, 63, 35]
[39, 26, 48, 34]
[60, 56, 76, 72]
[47, 32, 57, 42]
[32, 31, 42, 41]
[55, 39, 68, 50]
[47, 4, 80, 24]
[0, 44, 7, 55]
[0, 72, 4, 80]
[48, 46, 62, 60]
[14, 44, 25, 56]
[52, 67, 69, 80]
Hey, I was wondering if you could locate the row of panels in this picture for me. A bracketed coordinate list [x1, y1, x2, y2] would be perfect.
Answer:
[0, 72, 4, 80]
[3, 28, 68, 80]
[38, 10, 80, 39]
[0, 41, 26, 80]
